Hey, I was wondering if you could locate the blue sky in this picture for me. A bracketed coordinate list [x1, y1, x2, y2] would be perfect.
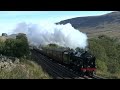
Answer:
[0, 11, 113, 34]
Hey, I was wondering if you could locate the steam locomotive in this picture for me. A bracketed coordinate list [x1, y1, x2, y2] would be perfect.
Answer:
[32, 46, 96, 76]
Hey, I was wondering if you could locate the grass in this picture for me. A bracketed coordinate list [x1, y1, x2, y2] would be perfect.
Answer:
[96, 70, 120, 79]
[0, 59, 52, 79]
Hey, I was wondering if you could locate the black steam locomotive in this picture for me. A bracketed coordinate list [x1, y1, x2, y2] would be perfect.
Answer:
[33, 46, 96, 76]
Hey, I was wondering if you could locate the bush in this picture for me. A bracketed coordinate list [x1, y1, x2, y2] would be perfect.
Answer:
[107, 60, 120, 74]
[96, 60, 107, 72]
[4, 39, 16, 57]
[89, 39, 109, 63]
[0, 41, 5, 55]
[16, 33, 30, 57]
[89, 35, 120, 78]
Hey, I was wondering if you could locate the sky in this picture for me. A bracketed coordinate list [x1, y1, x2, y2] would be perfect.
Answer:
[0, 11, 113, 34]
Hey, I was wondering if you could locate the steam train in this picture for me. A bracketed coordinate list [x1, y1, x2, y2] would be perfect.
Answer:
[32, 46, 96, 76]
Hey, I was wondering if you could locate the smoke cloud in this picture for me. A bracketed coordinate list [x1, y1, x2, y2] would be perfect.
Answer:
[12, 22, 88, 49]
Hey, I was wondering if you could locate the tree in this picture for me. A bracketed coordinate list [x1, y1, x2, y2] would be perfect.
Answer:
[16, 33, 30, 57]
[4, 38, 16, 56]
[2, 33, 7, 37]
[0, 41, 5, 55]
[2, 33, 30, 58]
[48, 43, 58, 48]
[96, 60, 107, 72]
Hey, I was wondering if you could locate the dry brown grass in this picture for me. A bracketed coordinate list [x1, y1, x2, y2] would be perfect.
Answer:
[0, 59, 51, 79]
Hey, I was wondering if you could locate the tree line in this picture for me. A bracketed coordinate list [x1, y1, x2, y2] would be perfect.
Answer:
[89, 35, 120, 75]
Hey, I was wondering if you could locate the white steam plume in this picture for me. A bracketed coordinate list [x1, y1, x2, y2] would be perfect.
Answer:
[12, 22, 88, 49]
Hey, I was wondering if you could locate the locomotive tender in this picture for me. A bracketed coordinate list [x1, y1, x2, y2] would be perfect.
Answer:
[33, 46, 96, 76]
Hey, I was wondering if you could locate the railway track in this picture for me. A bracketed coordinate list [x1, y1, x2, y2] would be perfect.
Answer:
[37, 53, 74, 79]
[32, 50, 65, 79]
[73, 71, 105, 79]
[90, 75, 105, 79]
[32, 50, 84, 79]
[32, 49, 104, 79]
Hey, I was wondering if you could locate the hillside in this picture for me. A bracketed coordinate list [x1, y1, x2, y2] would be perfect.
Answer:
[0, 34, 51, 79]
[57, 11, 120, 38]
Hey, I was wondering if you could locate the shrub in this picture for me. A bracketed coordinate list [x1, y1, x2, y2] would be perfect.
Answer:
[89, 35, 120, 78]
[96, 59, 107, 72]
